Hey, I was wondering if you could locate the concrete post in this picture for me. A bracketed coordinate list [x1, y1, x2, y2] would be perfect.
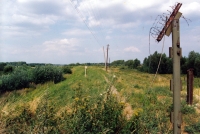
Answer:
[172, 19, 181, 134]
[85, 66, 87, 77]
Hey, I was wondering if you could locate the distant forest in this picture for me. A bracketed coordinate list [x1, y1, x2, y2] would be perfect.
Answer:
[0, 50, 200, 78]
[111, 50, 200, 77]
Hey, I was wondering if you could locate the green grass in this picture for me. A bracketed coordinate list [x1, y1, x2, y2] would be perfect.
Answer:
[0, 66, 109, 115]
[0, 66, 200, 133]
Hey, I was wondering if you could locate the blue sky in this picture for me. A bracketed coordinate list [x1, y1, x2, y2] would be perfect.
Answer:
[0, 0, 200, 64]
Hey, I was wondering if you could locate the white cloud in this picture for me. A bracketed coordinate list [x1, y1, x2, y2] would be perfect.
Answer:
[124, 46, 140, 52]
[12, 14, 57, 25]
[1, 0, 200, 64]
[43, 38, 78, 54]
[106, 36, 111, 40]
[181, 2, 200, 15]
[62, 29, 90, 36]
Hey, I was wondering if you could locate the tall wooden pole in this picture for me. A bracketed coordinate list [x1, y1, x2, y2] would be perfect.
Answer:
[172, 19, 182, 134]
[103, 47, 106, 70]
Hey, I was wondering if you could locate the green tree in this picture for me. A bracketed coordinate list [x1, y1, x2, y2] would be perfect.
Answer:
[3, 65, 14, 74]
[125, 60, 134, 69]
[0, 63, 7, 71]
[166, 58, 172, 74]
[194, 56, 200, 77]
[181, 56, 187, 74]
[111, 60, 125, 66]
[187, 51, 200, 76]
[133, 58, 141, 69]
[141, 51, 171, 74]
[187, 51, 198, 69]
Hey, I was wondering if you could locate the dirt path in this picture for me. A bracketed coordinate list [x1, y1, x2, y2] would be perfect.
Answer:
[104, 75, 133, 120]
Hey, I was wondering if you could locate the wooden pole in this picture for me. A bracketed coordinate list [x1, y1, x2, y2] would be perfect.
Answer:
[106, 44, 109, 72]
[103, 47, 106, 70]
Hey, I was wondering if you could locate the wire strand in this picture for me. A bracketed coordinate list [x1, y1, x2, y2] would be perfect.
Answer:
[69, 0, 102, 47]
[150, 34, 165, 87]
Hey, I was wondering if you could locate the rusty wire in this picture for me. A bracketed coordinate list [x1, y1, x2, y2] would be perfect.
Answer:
[181, 15, 192, 26]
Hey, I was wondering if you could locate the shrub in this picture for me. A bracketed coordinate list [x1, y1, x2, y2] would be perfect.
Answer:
[0, 68, 31, 92]
[0, 65, 63, 92]
[4, 95, 60, 133]
[0, 63, 7, 71]
[185, 120, 200, 133]
[181, 101, 195, 115]
[62, 66, 72, 74]
[60, 84, 140, 133]
[32, 65, 63, 84]
[3, 65, 14, 74]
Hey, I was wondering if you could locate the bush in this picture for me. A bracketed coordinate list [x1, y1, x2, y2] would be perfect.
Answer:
[0, 65, 63, 92]
[4, 96, 60, 133]
[0, 63, 7, 71]
[60, 84, 140, 133]
[181, 101, 196, 115]
[32, 65, 63, 84]
[3, 65, 14, 74]
[185, 120, 200, 133]
[0, 68, 31, 92]
[62, 66, 72, 74]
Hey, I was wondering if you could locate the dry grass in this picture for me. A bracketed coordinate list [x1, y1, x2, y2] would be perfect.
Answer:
[28, 97, 41, 114]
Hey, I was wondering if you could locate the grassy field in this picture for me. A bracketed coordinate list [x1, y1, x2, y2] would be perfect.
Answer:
[0, 66, 200, 133]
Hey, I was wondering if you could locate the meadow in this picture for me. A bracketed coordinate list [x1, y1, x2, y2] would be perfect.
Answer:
[0, 66, 200, 133]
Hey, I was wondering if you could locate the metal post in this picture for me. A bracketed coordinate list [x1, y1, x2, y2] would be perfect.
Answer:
[187, 68, 194, 105]
[172, 19, 181, 134]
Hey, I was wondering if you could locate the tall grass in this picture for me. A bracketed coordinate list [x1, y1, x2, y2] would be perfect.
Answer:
[0, 66, 200, 133]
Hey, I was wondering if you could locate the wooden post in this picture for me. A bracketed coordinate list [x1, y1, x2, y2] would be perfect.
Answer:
[103, 47, 106, 70]
[106, 44, 109, 72]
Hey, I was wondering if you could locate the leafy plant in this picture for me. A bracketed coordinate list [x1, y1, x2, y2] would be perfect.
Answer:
[185, 120, 200, 133]
[3, 65, 14, 74]
[62, 66, 72, 74]
[32, 65, 63, 84]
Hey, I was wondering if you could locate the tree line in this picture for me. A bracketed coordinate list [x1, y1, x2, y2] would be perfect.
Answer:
[111, 50, 200, 77]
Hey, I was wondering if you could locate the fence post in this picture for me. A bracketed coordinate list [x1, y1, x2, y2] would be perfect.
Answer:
[187, 68, 194, 105]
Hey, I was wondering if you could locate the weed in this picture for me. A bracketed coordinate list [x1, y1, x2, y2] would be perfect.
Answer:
[185, 120, 200, 133]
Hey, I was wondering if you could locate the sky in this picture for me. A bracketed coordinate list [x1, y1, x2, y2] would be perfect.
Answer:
[0, 0, 200, 64]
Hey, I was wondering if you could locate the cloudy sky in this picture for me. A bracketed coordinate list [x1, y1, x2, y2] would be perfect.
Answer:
[0, 0, 200, 64]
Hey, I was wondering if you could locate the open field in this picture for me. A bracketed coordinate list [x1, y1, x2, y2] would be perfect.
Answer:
[0, 66, 200, 133]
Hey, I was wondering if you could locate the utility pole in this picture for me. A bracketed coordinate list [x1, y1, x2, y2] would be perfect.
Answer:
[109, 57, 110, 69]
[106, 44, 109, 72]
[103, 46, 106, 70]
